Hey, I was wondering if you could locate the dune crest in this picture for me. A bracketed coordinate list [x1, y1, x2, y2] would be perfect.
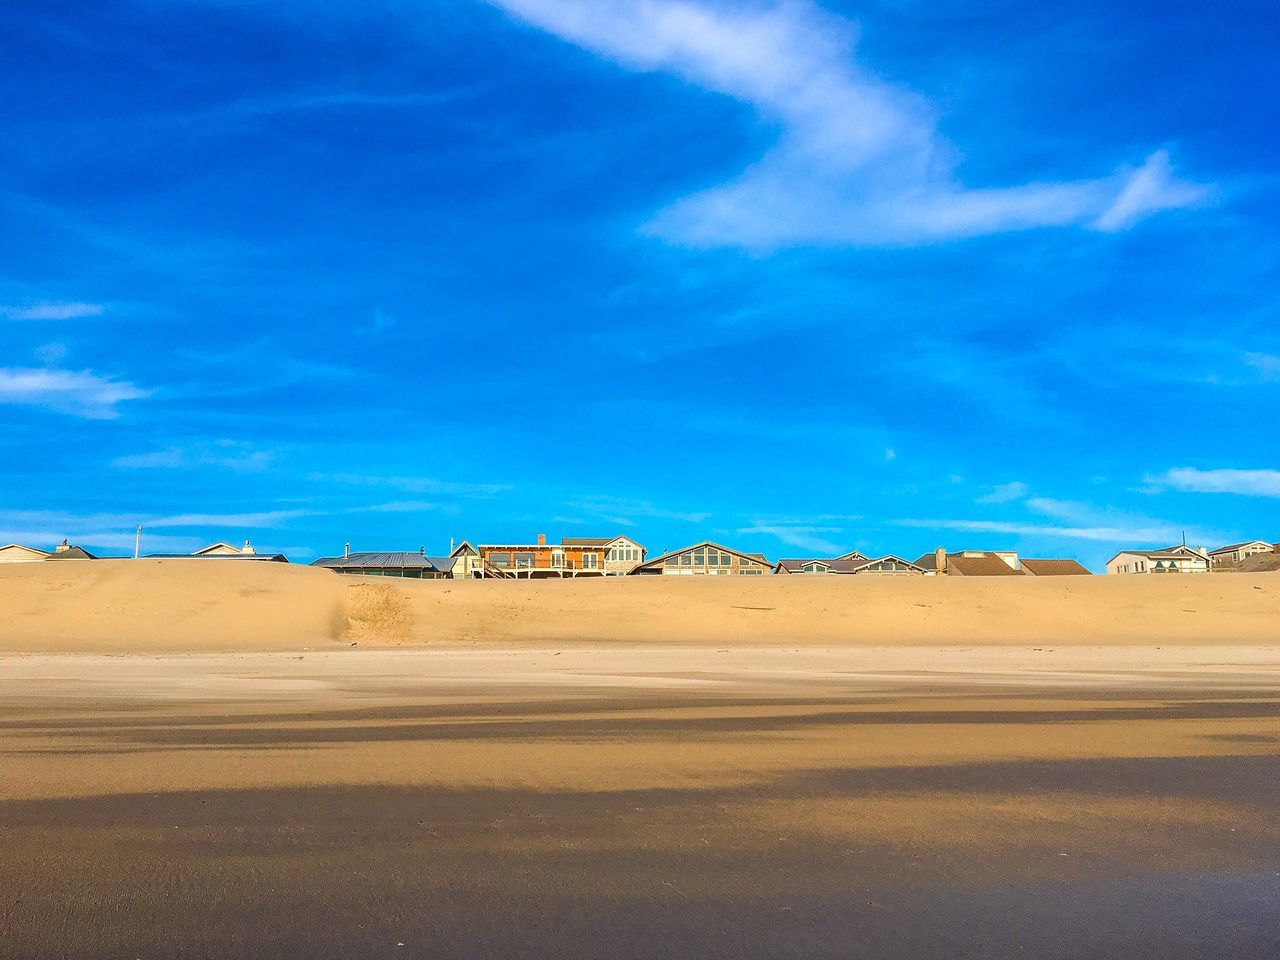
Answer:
[0, 560, 348, 653]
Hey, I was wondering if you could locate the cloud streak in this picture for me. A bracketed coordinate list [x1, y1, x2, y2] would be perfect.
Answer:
[738, 523, 843, 554]
[0, 301, 103, 320]
[0, 367, 146, 419]
[1152, 467, 1280, 498]
[487, 0, 1209, 248]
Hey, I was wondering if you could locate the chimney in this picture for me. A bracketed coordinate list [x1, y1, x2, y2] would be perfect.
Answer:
[243, 539, 255, 555]
[935, 546, 947, 575]
[55, 538, 70, 554]
[419, 546, 425, 557]
[537, 533, 546, 546]
[344, 542, 350, 559]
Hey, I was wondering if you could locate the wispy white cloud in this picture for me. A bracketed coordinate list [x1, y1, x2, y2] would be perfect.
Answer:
[313, 472, 512, 498]
[0, 367, 147, 419]
[350, 500, 452, 514]
[1243, 353, 1280, 383]
[487, 0, 1209, 248]
[143, 510, 310, 528]
[112, 439, 276, 473]
[570, 495, 710, 525]
[738, 522, 843, 554]
[976, 481, 1028, 505]
[1092, 151, 1211, 232]
[1149, 467, 1280, 498]
[0, 301, 103, 320]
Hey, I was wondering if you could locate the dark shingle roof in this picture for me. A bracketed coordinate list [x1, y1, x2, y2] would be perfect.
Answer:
[1020, 558, 1092, 576]
[46, 546, 97, 560]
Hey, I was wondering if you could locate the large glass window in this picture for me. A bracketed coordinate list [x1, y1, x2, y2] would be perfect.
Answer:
[665, 556, 679, 566]
[551, 551, 566, 569]
[582, 553, 599, 569]
[490, 553, 511, 567]
[514, 552, 535, 568]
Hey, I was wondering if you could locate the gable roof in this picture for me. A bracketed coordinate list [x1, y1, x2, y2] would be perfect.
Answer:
[635, 541, 772, 570]
[1020, 558, 1092, 576]
[833, 550, 869, 562]
[194, 542, 244, 555]
[561, 535, 645, 550]
[1209, 540, 1272, 555]
[0, 543, 51, 558]
[450, 541, 478, 557]
[777, 554, 924, 574]
[1108, 545, 1209, 563]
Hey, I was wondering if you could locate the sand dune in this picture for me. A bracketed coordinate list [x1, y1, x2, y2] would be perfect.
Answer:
[1, 560, 1277, 653]
[0, 559, 348, 652]
[348, 571, 1280, 647]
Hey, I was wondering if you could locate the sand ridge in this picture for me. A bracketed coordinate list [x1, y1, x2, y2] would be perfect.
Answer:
[2, 560, 1278, 653]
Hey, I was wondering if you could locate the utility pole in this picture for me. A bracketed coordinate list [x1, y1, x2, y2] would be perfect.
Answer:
[134, 524, 142, 559]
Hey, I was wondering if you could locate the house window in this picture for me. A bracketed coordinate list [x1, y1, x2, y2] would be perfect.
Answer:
[665, 556, 679, 566]
[582, 553, 599, 569]
[740, 568, 763, 575]
[490, 553, 511, 567]
[551, 551, 566, 569]
[803, 562, 827, 574]
[679, 553, 692, 565]
[514, 552, 535, 568]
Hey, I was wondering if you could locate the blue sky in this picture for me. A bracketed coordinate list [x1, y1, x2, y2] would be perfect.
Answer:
[1, 0, 1277, 569]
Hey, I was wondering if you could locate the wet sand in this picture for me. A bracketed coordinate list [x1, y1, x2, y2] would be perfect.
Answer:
[2, 646, 1279, 959]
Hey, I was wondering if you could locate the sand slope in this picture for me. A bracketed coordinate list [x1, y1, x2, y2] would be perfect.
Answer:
[348, 572, 1280, 647]
[0, 559, 348, 652]
[2, 561, 1277, 653]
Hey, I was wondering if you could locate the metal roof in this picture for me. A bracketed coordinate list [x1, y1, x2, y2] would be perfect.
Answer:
[311, 552, 454, 571]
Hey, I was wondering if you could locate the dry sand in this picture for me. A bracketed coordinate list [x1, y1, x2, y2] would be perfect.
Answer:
[2, 558, 1278, 652]
[1, 562, 1278, 957]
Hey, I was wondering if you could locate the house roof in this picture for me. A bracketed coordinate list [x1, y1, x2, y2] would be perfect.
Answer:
[776, 554, 923, 574]
[0, 543, 51, 558]
[776, 558, 863, 573]
[311, 552, 453, 571]
[560, 538, 611, 546]
[147, 553, 289, 562]
[1209, 540, 1272, 555]
[833, 550, 869, 562]
[194, 542, 244, 555]
[1020, 558, 1092, 576]
[450, 541, 478, 556]
[914, 551, 1024, 576]
[635, 541, 772, 570]
[46, 546, 98, 560]
[1108, 546, 1209, 563]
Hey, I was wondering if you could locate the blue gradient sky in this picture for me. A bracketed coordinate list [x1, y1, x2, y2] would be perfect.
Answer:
[2, 0, 1276, 568]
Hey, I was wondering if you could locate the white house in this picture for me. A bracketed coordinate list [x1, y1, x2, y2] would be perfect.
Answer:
[1106, 545, 1210, 575]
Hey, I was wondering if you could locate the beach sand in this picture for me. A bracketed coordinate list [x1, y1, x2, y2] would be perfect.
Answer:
[1, 562, 1278, 957]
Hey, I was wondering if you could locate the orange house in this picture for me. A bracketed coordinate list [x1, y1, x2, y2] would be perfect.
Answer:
[478, 534, 608, 578]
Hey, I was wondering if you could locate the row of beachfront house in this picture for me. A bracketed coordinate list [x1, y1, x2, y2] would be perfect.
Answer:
[5, 534, 1276, 577]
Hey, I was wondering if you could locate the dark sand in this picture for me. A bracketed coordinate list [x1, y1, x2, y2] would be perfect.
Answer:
[2, 648, 1278, 959]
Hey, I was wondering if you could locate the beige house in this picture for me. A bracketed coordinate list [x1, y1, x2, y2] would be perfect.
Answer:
[562, 536, 647, 576]
[0, 543, 52, 563]
[631, 541, 771, 576]
[1207, 540, 1274, 568]
[449, 541, 486, 579]
[194, 540, 256, 556]
[1106, 545, 1209, 575]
